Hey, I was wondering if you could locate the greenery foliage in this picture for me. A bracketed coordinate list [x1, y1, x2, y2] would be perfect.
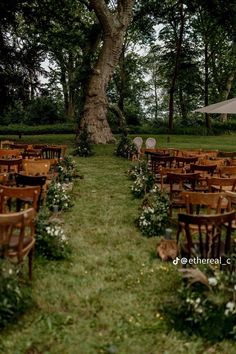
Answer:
[162, 265, 236, 341]
[73, 127, 94, 157]
[46, 181, 74, 211]
[0, 259, 32, 328]
[115, 132, 137, 158]
[129, 162, 155, 198]
[35, 208, 71, 260]
[137, 186, 170, 236]
[57, 156, 78, 182]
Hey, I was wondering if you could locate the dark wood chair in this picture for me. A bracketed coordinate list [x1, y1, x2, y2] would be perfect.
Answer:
[175, 156, 199, 168]
[0, 158, 22, 173]
[219, 166, 236, 178]
[150, 155, 175, 175]
[176, 211, 235, 259]
[15, 173, 47, 208]
[167, 172, 200, 216]
[0, 208, 36, 279]
[0, 185, 40, 213]
[190, 164, 217, 191]
[41, 147, 61, 160]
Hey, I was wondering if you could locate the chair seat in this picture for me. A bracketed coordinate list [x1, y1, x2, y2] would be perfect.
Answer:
[9, 235, 34, 250]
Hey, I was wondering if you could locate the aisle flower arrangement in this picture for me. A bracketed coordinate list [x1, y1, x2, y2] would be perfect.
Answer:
[35, 207, 71, 260]
[137, 186, 170, 236]
[46, 181, 74, 211]
[162, 265, 236, 340]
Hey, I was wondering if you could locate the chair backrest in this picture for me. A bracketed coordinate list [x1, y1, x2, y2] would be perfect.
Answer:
[15, 173, 47, 187]
[22, 149, 42, 159]
[219, 166, 236, 178]
[0, 208, 35, 276]
[181, 191, 227, 214]
[207, 177, 236, 192]
[23, 160, 50, 176]
[151, 155, 175, 173]
[145, 137, 156, 149]
[0, 149, 21, 158]
[175, 156, 199, 168]
[0, 158, 22, 173]
[0, 140, 14, 149]
[0, 185, 40, 212]
[159, 167, 185, 190]
[177, 211, 235, 258]
[133, 137, 143, 153]
[190, 163, 217, 176]
[41, 147, 61, 160]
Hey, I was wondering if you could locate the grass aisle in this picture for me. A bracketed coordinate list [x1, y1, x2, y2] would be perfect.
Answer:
[1, 145, 236, 354]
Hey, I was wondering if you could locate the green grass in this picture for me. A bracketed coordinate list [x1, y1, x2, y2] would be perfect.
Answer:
[0, 134, 236, 353]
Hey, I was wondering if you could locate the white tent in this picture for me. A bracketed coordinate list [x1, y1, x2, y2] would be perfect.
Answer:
[194, 97, 236, 114]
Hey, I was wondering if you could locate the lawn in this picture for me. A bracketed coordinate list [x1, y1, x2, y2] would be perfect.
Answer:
[0, 134, 236, 354]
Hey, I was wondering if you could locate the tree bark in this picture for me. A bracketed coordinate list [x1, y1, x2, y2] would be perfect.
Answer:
[220, 71, 235, 122]
[168, 2, 185, 131]
[79, 0, 134, 144]
[204, 42, 211, 130]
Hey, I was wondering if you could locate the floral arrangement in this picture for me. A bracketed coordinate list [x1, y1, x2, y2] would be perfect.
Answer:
[128, 161, 149, 180]
[57, 155, 78, 182]
[46, 181, 73, 211]
[115, 132, 138, 159]
[0, 259, 32, 328]
[161, 265, 236, 340]
[137, 186, 170, 236]
[35, 208, 71, 260]
[129, 162, 155, 198]
[73, 126, 94, 157]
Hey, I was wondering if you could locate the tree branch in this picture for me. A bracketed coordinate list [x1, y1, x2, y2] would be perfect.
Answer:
[89, 0, 113, 33]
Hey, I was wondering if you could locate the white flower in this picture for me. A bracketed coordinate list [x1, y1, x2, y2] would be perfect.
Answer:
[208, 277, 218, 286]
[226, 301, 235, 312]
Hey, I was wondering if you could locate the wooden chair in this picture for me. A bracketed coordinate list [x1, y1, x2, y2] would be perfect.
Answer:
[15, 173, 47, 207]
[167, 172, 200, 216]
[0, 158, 22, 173]
[0, 185, 41, 212]
[150, 155, 175, 175]
[176, 211, 235, 259]
[175, 156, 199, 168]
[181, 191, 228, 215]
[22, 160, 51, 176]
[22, 149, 42, 159]
[159, 167, 185, 192]
[219, 166, 236, 178]
[190, 164, 217, 191]
[0, 149, 21, 158]
[0, 208, 36, 279]
[0, 140, 14, 149]
[207, 177, 236, 192]
[41, 147, 61, 160]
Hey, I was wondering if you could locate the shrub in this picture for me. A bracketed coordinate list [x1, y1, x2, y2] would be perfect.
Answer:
[162, 265, 236, 341]
[73, 126, 94, 157]
[0, 259, 32, 328]
[137, 186, 170, 236]
[35, 208, 71, 260]
[115, 132, 137, 159]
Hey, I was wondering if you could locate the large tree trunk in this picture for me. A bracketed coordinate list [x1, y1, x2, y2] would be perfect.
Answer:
[79, 0, 134, 144]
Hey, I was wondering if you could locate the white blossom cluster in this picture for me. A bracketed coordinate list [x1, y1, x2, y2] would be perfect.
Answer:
[45, 225, 68, 245]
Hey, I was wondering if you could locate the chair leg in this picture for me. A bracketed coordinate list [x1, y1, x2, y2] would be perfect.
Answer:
[28, 248, 34, 280]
